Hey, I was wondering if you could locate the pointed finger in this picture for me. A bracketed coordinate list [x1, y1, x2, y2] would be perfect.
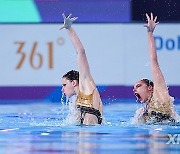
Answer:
[155, 22, 159, 26]
[72, 17, 78, 21]
[151, 12, 153, 20]
[59, 25, 65, 30]
[154, 16, 157, 22]
[67, 14, 72, 19]
[62, 13, 66, 19]
[144, 24, 148, 27]
[146, 13, 150, 21]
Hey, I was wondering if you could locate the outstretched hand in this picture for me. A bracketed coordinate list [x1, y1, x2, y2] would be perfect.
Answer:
[144, 13, 159, 33]
[59, 13, 78, 30]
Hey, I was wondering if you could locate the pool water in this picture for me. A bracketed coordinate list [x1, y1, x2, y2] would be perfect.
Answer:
[0, 102, 180, 153]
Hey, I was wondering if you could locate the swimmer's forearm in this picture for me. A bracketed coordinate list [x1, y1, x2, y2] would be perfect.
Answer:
[67, 27, 92, 79]
[67, 27, 85, 54]
[147, 30, 167, 89]
[147, 32, 158, 65]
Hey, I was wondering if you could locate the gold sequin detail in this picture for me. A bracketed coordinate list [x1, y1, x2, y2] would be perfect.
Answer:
[75, 91, 93, 108]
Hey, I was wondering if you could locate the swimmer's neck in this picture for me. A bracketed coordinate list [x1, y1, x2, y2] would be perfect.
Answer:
[144, 95, 153, 106]
[74, 86, 79, 95]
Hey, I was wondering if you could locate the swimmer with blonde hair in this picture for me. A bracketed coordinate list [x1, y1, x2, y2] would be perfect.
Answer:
[133, 13, 178, 124]
[60, 14, 103, 125]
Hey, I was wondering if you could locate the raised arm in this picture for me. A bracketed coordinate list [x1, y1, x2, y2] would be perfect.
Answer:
[67, 27, 92, 79]
[60, 14, 95, 91]
[144, 13, 170, 99]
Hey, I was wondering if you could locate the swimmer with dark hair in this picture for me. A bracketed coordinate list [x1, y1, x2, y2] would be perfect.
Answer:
[60, 14, 103, 125]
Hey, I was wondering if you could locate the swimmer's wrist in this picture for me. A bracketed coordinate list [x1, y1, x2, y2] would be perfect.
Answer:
[147, 27, 153, 33]
[65, 25, 71, 29]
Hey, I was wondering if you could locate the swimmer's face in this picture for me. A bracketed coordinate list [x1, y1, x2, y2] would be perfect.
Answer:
[133, 80, 152, 103]
[61, 77, 76, 98]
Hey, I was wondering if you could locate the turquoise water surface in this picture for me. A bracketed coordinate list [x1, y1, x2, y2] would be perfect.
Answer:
[0, 102, 180, 154]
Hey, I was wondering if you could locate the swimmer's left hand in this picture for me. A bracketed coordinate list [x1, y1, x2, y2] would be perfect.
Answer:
[59, 13, 78, 30]
[144, 13, 159, 33]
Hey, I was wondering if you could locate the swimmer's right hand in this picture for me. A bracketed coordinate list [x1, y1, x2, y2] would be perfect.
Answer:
[144, 13, 159, 33]
[59, 13, 78, 30]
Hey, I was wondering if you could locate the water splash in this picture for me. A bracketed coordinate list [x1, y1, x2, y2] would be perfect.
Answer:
[59, 93, 68, 116]
[60, 92, 66, 106]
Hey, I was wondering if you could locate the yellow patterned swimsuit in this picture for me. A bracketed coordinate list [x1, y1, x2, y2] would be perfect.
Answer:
[75, 90, 102, 124]
[142, 96, 176, 123]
